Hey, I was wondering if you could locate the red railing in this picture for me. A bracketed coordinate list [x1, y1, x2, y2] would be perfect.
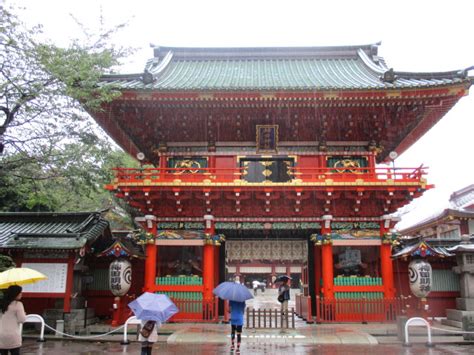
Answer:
[169, 297, 218, 322]
[295, 293, 314, 323]
[110, 165, 428, 185]
[316, 296, 407, 323]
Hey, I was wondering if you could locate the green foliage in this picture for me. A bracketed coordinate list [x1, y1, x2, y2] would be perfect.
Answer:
[0, 143, 140, 227]
[0, 6, 130, 162]
[0, 7, 138, 227]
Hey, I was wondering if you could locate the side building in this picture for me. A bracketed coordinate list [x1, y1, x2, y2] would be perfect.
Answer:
[395, 185, 474, 318]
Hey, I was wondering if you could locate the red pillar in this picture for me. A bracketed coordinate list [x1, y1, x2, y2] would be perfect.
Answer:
[203, 215, 216, 301]
[380, 216, 395, 298]
[314, 245, 322, 297]
[63, 254, 75, 313]
[214, 242, 220, 288]
[321, 215, 334, 299]
[144, 215, 157, 292]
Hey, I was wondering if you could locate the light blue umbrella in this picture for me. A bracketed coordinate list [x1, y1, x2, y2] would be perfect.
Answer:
[128, 292, 179, 322]
[213, 281, 253, 302]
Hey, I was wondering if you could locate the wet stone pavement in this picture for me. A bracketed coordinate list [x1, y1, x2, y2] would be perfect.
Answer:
[19, 289, 474, 354]
[20, 340, 474, 355]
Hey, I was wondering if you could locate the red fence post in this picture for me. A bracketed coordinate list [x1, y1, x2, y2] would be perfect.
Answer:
[361, 297, 367, 324]
[306, 296, 314, 324]
[316, 296, 321, 323]
[214, 297, 219, 321]
[223, 300, 230, 323]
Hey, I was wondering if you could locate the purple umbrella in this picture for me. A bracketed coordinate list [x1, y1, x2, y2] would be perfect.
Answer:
[213, 281, 253, 302]
[128, 292, 179, 323]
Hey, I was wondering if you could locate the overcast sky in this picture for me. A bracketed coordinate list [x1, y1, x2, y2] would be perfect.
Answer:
[8, 0, 474, 229]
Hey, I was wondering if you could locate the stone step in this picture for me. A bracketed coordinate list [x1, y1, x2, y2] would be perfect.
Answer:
[456, 298, 474, 311]
[441, 318, 462, 328]
[446, 309, 464, 321]
[43, 308, 96, 322]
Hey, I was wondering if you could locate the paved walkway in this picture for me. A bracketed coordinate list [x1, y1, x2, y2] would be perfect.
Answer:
[26, 289, 473, 347]
[164, 323, 378, 345]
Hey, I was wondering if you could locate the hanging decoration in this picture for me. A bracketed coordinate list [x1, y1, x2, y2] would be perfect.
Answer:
[408, 259, 432, 298]
[109, 259, 132, 297]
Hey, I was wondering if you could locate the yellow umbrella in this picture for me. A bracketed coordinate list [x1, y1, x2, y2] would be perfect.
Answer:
[0, 267, 47, 289]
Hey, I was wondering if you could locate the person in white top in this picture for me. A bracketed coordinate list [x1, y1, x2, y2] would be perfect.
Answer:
[252, 280, 259, 296]
[138, 320, 160, 355]
[0, 285, 27, 355]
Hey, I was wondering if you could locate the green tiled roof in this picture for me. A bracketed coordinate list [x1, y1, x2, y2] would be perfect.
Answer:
[0, 212, 111, 250]
[101, 44, 472, 91]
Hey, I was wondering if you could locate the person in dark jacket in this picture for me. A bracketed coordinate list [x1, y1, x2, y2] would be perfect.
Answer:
[278, 278, 290, 326]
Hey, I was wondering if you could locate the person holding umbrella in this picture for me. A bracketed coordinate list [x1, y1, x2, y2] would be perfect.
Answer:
[229, 300, 245, 352]
[0, 285, 26, 355]
[138, 319, 159, 355]
[213, 281, 253, 353]
[128, 292, 179, 355]
[277, 275, 291, 326]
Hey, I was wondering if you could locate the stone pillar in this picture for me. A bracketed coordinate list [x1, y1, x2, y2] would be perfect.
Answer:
[321, 215, 334, 299]
[144, 215, 157, 292]
[443, 235, 474, 332]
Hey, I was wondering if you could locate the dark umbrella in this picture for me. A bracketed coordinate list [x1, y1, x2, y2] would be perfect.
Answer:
[275, 275, 292, 283]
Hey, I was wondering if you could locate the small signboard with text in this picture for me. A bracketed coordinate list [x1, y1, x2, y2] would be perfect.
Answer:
[21, 262, 68, 294]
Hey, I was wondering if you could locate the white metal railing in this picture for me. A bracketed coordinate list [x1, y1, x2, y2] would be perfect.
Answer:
[403, 317, 433, 347]
[121, 315, 141, 345]
[22, 314, 46, 342]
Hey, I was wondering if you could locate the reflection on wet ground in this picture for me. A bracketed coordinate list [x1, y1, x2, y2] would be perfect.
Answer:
[21, 340, 474, 355]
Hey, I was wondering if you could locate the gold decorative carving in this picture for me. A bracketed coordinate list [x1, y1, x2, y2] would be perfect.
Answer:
[174, 159, 201, 174]
[262, 169, 273, 177]
[333, 159, 361, 173]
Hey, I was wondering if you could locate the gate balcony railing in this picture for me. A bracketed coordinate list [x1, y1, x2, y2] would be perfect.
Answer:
[110, 165, 427, 186]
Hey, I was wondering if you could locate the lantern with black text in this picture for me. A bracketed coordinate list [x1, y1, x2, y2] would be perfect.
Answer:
[109, 259, 132, 296]
[408, 259, 432, 298]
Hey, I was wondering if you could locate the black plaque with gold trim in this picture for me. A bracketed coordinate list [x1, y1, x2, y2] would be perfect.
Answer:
[256, 125, 278, 153]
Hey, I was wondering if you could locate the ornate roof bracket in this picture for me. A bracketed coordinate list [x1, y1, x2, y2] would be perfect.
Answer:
[381, 68, 397, 83]
[142, 50, 173, 84]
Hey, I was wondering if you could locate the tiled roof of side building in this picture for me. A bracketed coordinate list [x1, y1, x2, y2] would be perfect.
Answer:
[0, 212, 111, 250]
[100, 43, 473, 91]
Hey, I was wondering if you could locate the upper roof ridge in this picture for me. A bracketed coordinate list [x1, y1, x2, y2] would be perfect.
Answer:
[151, 43, 380, 60]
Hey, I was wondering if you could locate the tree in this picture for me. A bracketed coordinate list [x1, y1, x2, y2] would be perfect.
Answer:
[0, 143, 140, 227]
[0, 6, 129, 172]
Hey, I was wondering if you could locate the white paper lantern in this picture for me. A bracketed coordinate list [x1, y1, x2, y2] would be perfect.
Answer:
[109, 259, 132, 296]
[408, 259, 432, 298]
